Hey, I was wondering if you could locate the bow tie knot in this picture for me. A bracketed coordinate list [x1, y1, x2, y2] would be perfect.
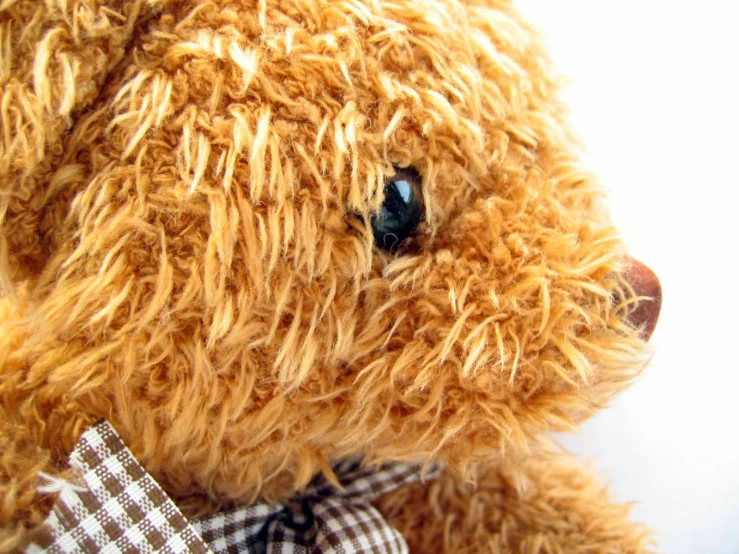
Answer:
[27, 420, 440, 554]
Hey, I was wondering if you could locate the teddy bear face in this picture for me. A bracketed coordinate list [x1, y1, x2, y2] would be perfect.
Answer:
[2, 0, 649, 507]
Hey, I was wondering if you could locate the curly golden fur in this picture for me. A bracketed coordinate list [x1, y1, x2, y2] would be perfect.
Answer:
[1, 0, 654, 551]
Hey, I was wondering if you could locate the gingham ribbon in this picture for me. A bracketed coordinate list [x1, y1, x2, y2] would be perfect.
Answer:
[26, 421, 438, 553]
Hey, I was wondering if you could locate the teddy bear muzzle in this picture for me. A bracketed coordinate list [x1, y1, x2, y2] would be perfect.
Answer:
[623, 256, 662, 341]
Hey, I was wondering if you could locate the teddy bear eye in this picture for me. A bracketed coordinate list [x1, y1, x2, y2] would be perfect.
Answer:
[371, 167, 425, 251]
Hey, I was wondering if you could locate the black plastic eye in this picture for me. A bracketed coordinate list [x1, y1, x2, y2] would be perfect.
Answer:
[371, 167, 425, 250]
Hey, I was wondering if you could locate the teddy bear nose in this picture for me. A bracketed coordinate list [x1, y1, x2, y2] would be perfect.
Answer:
[622, 256, 662, 341]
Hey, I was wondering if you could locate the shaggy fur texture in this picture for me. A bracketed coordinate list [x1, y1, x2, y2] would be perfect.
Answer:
[0, 0, 653, 551]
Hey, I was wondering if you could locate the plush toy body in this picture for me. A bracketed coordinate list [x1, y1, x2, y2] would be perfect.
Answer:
[0, 1, 661, 552]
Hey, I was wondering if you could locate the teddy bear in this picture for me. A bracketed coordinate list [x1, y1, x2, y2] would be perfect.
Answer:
[0, 0, 662, 552]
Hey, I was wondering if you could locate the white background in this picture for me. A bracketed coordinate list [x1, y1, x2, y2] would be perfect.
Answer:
[515, 2, 739, 553]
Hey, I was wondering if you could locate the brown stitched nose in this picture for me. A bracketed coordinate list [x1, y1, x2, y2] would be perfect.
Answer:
[623, 256, 662, 341]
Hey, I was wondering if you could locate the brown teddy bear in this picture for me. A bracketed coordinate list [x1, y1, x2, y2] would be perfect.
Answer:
[0, 0, 662, 552]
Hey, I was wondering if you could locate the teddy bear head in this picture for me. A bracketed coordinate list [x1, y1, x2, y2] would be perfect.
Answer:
[1, 0, 659, 508]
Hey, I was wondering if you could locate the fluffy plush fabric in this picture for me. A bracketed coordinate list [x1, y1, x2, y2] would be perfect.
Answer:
[0, 0, 655, 552]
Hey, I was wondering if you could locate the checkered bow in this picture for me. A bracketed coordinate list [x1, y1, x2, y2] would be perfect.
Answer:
[26, 420, 439, 553]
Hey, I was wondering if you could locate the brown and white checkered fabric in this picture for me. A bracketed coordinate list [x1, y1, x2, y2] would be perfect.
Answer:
[26, 420, 211, 554]
[27, 421, 439, 553]
[192, 457, 439, 554]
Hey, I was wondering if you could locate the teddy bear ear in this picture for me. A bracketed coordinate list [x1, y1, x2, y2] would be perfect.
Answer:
[0, 1, 155, 296]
